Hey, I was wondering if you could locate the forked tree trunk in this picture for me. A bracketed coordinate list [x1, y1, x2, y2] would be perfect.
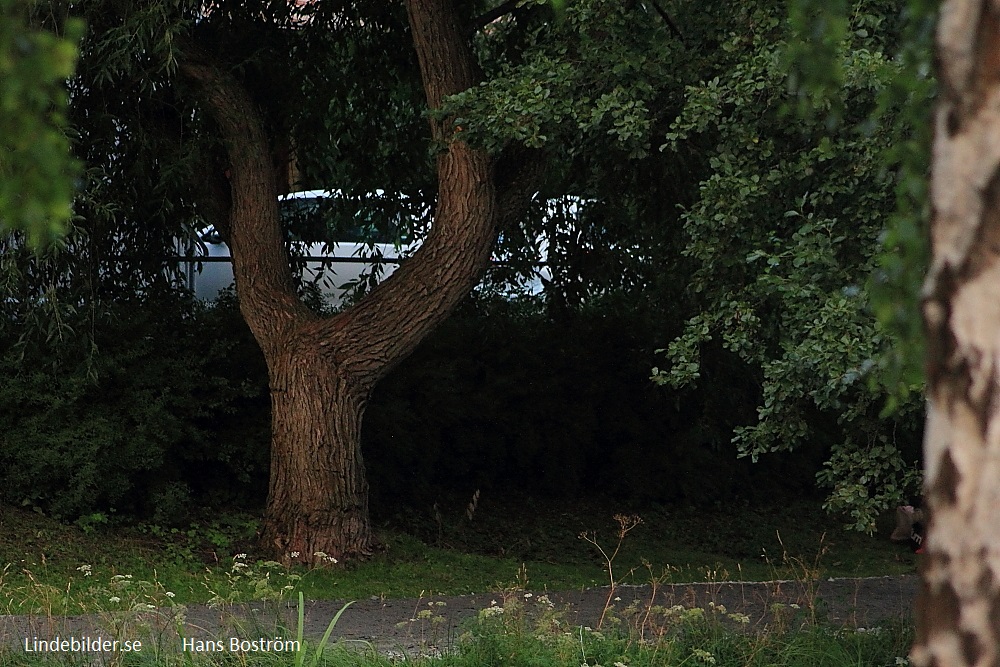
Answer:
[179, 0, 518, 564]
[913, 2, 1000, 665]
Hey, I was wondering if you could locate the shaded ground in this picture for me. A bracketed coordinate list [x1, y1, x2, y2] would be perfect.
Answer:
[0, 500, 921, 608]
[1, 576, 918, 657]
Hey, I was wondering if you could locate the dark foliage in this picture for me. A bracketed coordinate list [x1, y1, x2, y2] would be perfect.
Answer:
[363, 294, 827, 511]
[0, 291, 825, 524]
[0, 294, 269, 522]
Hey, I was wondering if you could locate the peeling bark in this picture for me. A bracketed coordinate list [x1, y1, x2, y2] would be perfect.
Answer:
[914, 1, 1000, 665]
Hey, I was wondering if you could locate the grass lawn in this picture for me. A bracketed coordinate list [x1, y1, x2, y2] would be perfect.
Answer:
[0, 496, 918, 666]
[0, 495, 918, 612]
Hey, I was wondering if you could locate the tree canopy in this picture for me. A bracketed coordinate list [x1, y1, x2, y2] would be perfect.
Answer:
[0, 0, 934, 542]
[651, 0, 930, 531]
[0, 1, 81, 247]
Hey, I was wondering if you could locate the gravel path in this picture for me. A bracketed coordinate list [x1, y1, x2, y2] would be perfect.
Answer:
[0, 576, 918, 657]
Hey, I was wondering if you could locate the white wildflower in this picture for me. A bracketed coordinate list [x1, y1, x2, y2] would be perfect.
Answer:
[691, 648, 716, 664]
[108, 597, 121, 603]
[480, 605, 504, 618]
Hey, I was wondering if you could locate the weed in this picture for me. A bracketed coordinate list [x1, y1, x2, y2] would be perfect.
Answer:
[74, 512, 111, 536]
[579, 513, 643, 628]
[203, 554, 300, 607]
[394, 595, 450, 652]
[292, 591, 352, 667]
[760, 530, 831, 626]
[464, 490, 480, 522]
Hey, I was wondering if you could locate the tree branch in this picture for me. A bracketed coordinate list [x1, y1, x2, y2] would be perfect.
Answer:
[309, 0, 497, 384]
[495, 143, 548, 231]
[177, 39, 311, 337]
[649, 0, 684, 43]
[468, 0, 521, 34]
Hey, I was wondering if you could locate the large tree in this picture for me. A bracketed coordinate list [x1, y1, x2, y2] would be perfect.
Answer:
[913, 1, 1000, 664]
[2, 0, 691, 557]
[176, 0, 549, 561]
[114, 0, 674, 562]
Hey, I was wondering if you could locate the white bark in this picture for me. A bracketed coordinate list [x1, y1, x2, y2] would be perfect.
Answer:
[914, 2, 1000, 666]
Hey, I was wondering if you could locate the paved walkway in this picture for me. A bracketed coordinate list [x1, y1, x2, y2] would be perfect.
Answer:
[0, 576, 919, 658]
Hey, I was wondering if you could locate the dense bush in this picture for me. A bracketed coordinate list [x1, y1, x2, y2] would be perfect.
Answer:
[0, 295, 269, 522]
[364, 294, 827, 510]
[0, 290, 828, 523]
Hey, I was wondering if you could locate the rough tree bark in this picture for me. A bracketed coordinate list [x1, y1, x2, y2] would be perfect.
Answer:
[913, 2, 1000, 665]
[178, 0, 536, 564]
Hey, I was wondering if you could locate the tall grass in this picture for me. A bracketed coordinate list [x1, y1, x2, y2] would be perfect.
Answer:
[0, 548, 914, 667]
[0, 503, 917, 666]
[0, 592, 915, 667]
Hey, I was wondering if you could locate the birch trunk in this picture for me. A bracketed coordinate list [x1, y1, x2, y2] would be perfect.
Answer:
[914, 1, 1000, 664]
